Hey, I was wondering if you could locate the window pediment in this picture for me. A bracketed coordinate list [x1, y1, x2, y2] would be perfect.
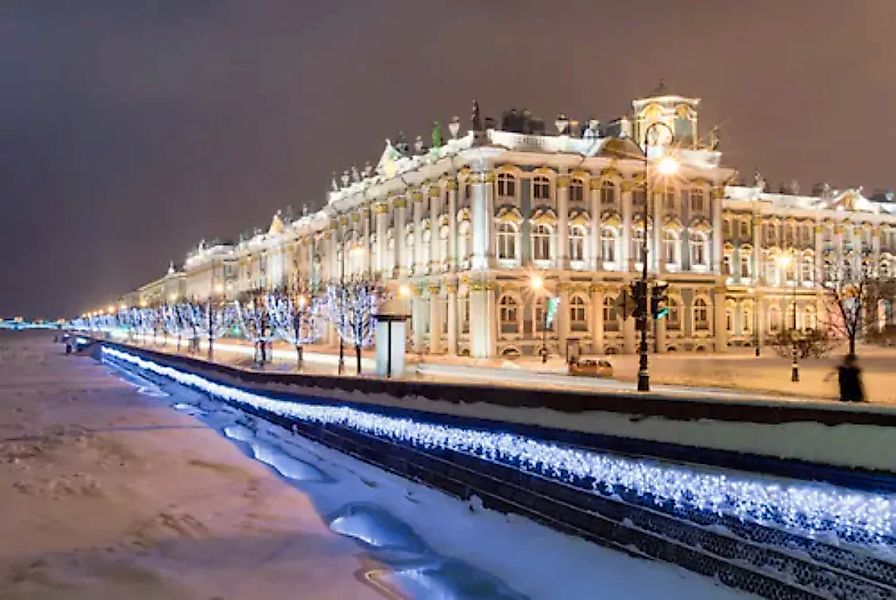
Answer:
[530, 208, 557, 226]
[496, 206, 524, 224]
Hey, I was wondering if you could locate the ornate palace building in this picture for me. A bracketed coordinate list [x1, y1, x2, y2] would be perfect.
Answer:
[122, 87, 896, 359]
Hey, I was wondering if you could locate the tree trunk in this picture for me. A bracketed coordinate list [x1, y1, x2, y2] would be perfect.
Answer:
[355, 344, 362, 375]
[296, 344, 303, 369]
[849, 334, 856, 358]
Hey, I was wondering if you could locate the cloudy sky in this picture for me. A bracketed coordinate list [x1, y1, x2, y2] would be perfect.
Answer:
[3, 1, 895, 317]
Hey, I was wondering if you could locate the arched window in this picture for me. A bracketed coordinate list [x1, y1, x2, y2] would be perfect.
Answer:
[569, 225, 586, 262]
[742, 305, 753, 334]
[690, 231, 708, 267]
[804, 306, 817, 331]
[499, 295, 519, 334]
[496, 222, 517, 260]
[661, 189, 676, 211]
[667, 297, 681, 330]
[570, 178, 585, 203]
[603, 296, 619, 332]
[722, 252, 732, 276]
[766, 222, 777, 246]
[496, 173, 516, 198]
[740, 251, 752, 279]
[663, 230, 679, 266]
[693, 298, 709, 330]
[600, 181, 616, 207]
[726, 306, 734, 333]
[689, 188, 705, 212]
[533, 176, 551, 201]
[800, 255, 814, 283]
[532, 224, 552, 261]
[601, 228, 617, 264]
[632, 186, 647, 208]
[570, 295, 588, 331]
[765, 255, 779, 285]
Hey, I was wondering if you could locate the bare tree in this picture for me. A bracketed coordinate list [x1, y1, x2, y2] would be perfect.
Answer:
[235, 289, 271, 366]
[265, 282, 321, 369]
[823, 262, 896, 357]
[326, 280, 380, 375]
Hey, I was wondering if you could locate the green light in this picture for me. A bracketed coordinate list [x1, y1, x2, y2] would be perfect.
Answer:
[656, 307, 669, 320]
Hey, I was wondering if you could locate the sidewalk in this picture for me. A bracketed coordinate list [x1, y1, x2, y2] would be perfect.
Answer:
[114, 334, 896, 404]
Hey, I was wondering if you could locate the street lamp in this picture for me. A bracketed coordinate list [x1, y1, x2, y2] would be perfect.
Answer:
[637, 123, 679, 392]
[776, 252, 799, 382]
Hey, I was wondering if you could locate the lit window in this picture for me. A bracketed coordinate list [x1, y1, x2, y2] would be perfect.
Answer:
[570, 295, 587, 331]
[663, 231, 678, 265]
[496, 173, 516, 198]
[667, 298, 681, 330]
[689, 188, 705, 212]
[569, 225, 585, 262]
[570, 178, 585, 203]
[603, 296, 619, 332]
[690, 232, 708, 267]
[600, 181, 616, 207]
[601, 228, 617, 263]
[499, 295, 519, 334]
[694, 298, 709, 330]
[497, 222, 517, 260]
[533, 176, 551, 201]
[532, 224, 552, 261]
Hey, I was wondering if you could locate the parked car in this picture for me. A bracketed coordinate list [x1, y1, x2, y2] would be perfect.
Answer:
[568, 358, 613, 378]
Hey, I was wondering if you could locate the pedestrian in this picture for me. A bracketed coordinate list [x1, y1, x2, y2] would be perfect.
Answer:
[837, 354, 864, 403]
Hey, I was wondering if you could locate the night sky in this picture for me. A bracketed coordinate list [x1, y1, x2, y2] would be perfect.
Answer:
[4, 1, 896, 319]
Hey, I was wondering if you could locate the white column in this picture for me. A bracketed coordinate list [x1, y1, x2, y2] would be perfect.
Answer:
[621, 183, 633, 270]
[711, 185, 723, 273]
[429, 284, 441, 354]
[374, 203, 387, 278]
[873, 225, 882, 275]
[714, 285, 727, 353]
[446, 283, 457, 355]
[557, 174, 570, 270]
[558, 283, 569, 357]
[834, 224, 844, 269]
[412, 189, 424, 273]
[589, 180, 601, 269]
[814, 223, 824, 283]
[429, 184, 441, 272]
[446, 179, 458, 272]
[469, 279, 495, 357]
[395, 197, 407, 277]
[591, 285, 604, 354]
[470, 171, 494, 270]
[361, 208, 372, 277]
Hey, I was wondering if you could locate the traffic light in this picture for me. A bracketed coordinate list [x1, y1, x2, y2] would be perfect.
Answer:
[651, 282, 670, 319]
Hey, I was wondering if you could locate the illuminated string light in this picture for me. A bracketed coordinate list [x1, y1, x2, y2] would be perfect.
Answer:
[102, 346, 895, 546]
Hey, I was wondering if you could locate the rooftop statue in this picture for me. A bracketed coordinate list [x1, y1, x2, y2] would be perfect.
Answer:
[471, 100, 483, 131]
[431, 121, 443, 149]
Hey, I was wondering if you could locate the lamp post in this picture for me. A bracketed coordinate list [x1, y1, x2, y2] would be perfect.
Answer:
[637, 123, 679, 392]
[776, 252, 799, 382]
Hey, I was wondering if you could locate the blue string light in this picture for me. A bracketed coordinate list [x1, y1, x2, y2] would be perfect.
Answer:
[102, 346, 895, 547]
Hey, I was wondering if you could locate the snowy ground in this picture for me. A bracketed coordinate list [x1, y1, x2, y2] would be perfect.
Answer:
[1, 331, 756, 598]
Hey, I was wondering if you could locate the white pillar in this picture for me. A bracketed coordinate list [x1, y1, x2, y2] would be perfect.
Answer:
[412, 189, 424, 273]
[469, 280, 495, 357]
[814, 223, 824, 284]
[395, 197, 407, 277]
[446, 179, 458, 272]
[446, 283, 457, 355]
[375, 202, 388, 276]
[557, 174, 570, 269]
[591, 285, 604, 354]
[714, 285, 727, 353]
[429, 184, 441, 272]
[429, 284, 441, 354]
[589, 180, 601, 269]
[621, 183, 633, 271]
[470, 171, 494, 270]
[711, 185, 723, 273]
[558, 283, 569, 357]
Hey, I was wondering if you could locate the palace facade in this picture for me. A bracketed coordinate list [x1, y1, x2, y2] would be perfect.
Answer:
[121, 89, 896, 358]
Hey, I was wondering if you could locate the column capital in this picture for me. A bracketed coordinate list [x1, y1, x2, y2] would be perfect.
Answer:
[373, 202, 390, 215]
[428, 184, 440, 198]
[443, 177, 458, 191]
[410, 189, 424, 203]
[556, 175, 570, 189]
